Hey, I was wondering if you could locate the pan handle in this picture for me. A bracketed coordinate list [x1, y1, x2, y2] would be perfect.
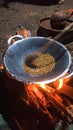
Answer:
[8, 30, 31, 46]
[62, 64, 73, 79]
[8, 35, 24, 46]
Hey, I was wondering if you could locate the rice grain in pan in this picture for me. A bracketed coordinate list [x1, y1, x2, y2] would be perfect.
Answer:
[23, 53, 55, 75]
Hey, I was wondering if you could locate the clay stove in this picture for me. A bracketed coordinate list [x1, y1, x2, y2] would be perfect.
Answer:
[0, 69, 73, 130]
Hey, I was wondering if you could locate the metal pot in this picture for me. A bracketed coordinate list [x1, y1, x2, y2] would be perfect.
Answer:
[3, 35, 73, 84]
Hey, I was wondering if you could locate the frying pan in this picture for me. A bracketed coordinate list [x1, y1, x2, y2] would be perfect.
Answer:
[3, 35, 73, 84]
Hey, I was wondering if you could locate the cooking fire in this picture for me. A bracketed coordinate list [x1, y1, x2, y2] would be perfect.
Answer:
[22, 78, 73, 125]
[0, 69, 73, 129]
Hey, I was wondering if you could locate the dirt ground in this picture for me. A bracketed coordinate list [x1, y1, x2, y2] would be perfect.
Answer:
[0, 0, 73, 64]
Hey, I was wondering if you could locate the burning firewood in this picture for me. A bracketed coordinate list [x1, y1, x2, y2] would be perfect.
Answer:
[16, 27, 31, 38]
[5, 27, 31, 45]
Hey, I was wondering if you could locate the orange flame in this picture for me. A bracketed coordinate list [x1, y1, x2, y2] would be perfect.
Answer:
[24, 84, 47, 108]
[65, 9, 73, 13]
[23, 83, 56, 113]
[23, 81, 63, 111]
[57, 79, 63, 90]
[5, 28, 30, 45]
[0, 64, 4, 70]
[53, 79, 64, 90]
[22, 81, 66, 124]
[65, 9, 73, 17]
[16, 28, 28, 38]
[22, 83, 57, 123]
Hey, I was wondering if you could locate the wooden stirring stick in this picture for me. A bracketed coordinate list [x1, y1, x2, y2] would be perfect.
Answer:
[25, 22, 73, 64]
[39, 22, 73, 53]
